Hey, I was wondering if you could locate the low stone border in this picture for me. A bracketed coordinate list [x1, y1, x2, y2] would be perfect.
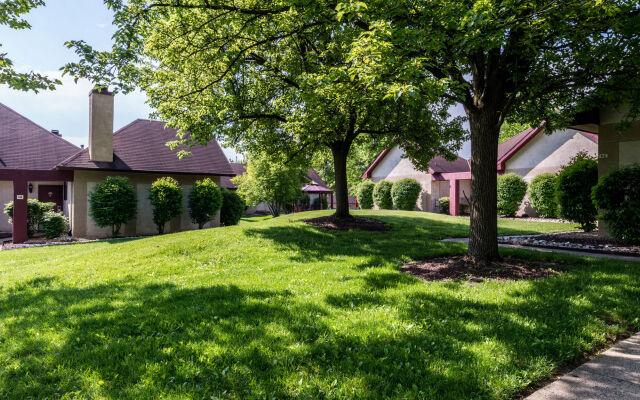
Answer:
[498, 234, 640, 257]
[1, 235, 146, 251]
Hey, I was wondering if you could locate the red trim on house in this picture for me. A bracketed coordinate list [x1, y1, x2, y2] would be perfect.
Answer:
[432, 171, 471, 181]
[580, 132, 599, 142]
[361, 149, 391, 179]
[0, 169, 74, 244]
[496, 124, 545, 171]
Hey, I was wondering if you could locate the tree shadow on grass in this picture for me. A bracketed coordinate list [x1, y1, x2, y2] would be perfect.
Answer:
[0, 256, 639, 399]
[0, 279, 483, 399]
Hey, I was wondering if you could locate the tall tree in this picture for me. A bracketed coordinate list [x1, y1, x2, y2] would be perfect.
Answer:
[346, 0, 640, 264]
[64, 0, 466, 219]
[1, 0, 59, 91]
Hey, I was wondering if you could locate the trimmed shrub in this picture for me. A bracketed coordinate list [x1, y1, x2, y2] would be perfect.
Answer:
[89, 176, 137, 237]
[41, 211, 68, 239]
[439, 197, 450, 215]
[373, 180, 393, 209]
[4, 199, 55, 237]
[391, 178, 421, 211]
[497, 173, 527, 217]
[529, 173, 558, 218]
[593, 163, 640, 243]
[220, 187, 245, 226]
[189, 178, 222, 229]
[311, 196, 328, 210]
[149, 177, 184, 234]
[557, 157, 598, 231]
[356, 180, 375, 210]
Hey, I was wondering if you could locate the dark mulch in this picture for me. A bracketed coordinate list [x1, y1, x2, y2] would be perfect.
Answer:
[304, 216, 391, 232]
[402, 256, 565, 282]
[535, 231, 640, 249]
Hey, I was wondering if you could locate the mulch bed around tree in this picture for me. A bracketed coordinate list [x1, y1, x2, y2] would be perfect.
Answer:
[304, 216, 391, 232]
[402, 256, 565, 282]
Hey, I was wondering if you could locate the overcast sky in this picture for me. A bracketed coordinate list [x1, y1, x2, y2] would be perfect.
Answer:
[0, 0, 470, 160]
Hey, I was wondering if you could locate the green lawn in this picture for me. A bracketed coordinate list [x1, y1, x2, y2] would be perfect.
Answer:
[0, 210, 638, 399]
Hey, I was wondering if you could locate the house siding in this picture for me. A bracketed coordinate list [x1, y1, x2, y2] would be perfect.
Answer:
[504, 129, 597, 216]
[71, 170, 221, 238]
[369, 146, 433, 211]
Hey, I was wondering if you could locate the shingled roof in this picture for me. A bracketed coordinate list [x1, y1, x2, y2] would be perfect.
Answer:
[0, 103, 80, 170]
[58, 119, 234, 176]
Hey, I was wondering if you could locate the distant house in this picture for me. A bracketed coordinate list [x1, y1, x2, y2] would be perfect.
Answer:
[362, 147, 471, 214]
[363, 125, 598, 216]
[222, 163, 334, 213]
[1, 89, 234, 243]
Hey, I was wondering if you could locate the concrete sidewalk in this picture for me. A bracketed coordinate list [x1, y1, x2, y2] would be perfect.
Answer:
[526, 333, 640, 399]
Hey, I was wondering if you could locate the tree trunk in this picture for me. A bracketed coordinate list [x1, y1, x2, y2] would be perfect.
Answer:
[331, 141, 352, 219]
[467, 109, 501, 265]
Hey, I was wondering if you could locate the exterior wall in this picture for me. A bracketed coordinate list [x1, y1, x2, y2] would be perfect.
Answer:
[369, 146, 433, 211]
[504, 129, 597, 216]
[71, 170, 222, 238]
[0, 181, 12, 232]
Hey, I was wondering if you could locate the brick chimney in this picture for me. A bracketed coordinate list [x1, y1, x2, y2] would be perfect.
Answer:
[89, 88, 114, 162]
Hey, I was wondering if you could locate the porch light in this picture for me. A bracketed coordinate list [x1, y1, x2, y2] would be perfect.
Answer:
[28, 183, 33, 193]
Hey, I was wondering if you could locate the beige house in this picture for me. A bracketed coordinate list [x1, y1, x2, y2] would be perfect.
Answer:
[1, 89, 234, 242]
[363, 125, 598, 216]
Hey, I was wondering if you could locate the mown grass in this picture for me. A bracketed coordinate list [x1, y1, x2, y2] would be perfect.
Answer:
[0, 210, 638, 399]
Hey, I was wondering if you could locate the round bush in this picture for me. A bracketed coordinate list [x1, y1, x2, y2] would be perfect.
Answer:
[439, 197, 450, 215]
[373, 180, 393, 209]
[497, 173, 527, 217]
[189, 178, 222, 229]
[220, 187, 245, 226]
[4, 199, 55, 237]
[391, 178, 421, 211]
[89, 176, 137, 237]
[356, 180, 375, 210]
[557, 158, 598, 231]
[42, 211, 68, 239]
[149, 177, 184, 234]
[529, 173, 558, 218]
[593, 163, 640, 243]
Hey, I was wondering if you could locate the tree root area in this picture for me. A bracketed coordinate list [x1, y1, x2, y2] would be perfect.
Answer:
[303, 216, 391, 232]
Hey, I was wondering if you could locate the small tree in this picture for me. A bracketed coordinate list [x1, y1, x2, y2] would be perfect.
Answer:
[439, 197, 450, 215]
[4, 199, 54, 237]
[557, 157, 598, 231]
[529, 173, 559, 218]
[232, 154, 304, 217]
[496, 174, 527, 217]
[391, 179, 422, 211]
[149, 177, 184, 234]
[89, 176, 137, 237]
[189, 178, 222, 229]
[373, 180, 393, 210]
[593, 163, 640, 243]
[356, 180, 375, 210]
[220, 187, 245, 226]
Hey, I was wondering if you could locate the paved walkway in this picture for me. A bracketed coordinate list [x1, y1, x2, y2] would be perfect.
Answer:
[442, 237, 640, 262]
[526, 333, 640, 399]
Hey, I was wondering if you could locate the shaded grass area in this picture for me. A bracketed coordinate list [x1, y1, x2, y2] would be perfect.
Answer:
[0, 210, 637, 399]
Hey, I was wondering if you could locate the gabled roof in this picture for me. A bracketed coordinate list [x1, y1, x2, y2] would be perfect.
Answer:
[361, 147, 469, 179]
[496, 124, 598, 170]
[221, 163, 332, 192]
[58, 119, 234, 176]
[0, 103, 80, 170]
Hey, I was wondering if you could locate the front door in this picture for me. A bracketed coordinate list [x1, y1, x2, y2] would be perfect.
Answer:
[38, 185, 64, 213]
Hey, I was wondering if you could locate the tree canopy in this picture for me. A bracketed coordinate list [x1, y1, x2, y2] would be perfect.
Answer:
[344, 0, 640, 263]
[1, 0, 59, 91]
[64, 0, 466, 219]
